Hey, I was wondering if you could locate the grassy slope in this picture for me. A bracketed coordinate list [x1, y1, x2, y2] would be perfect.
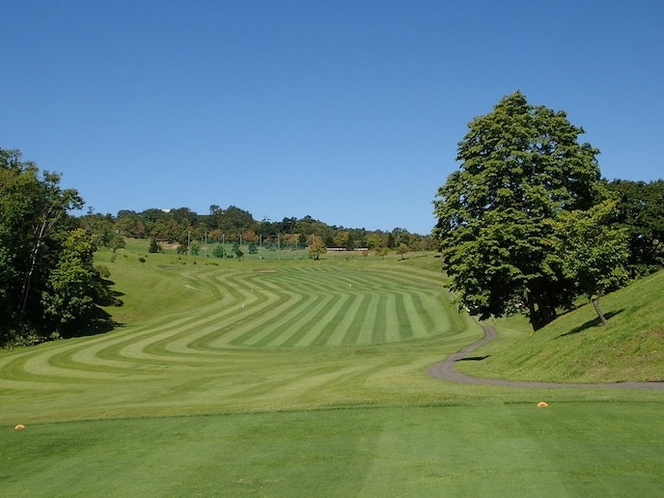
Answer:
[457, 269, 664, 383]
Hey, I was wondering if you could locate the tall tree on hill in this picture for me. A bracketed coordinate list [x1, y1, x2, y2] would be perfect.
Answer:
[433, 91, 604, 330]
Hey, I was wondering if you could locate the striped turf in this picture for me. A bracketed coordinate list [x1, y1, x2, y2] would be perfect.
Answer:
[0, 258, 480, 422]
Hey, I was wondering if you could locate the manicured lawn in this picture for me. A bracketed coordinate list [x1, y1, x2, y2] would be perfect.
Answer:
[3, 403, 663, 497]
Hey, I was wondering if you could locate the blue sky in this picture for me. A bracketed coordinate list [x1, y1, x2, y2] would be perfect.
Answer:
[2, 0, 662, 234]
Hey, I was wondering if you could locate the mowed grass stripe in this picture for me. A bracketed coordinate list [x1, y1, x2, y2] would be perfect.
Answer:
[199, 280, 305, 349]
[323, 291, 370, 347]
[357, 293, 382, 345]
[339, 292, 371, 346]
[306, 292, 353, 348]
[397, 290, 443, 340]
[264, 292, 338, 348]
[227, 291, 319, 348]
[119, 269, 288, 354]
[371, 293, 388, 344]
[154, 288, 281, 353]
[231, 291, 330, 347]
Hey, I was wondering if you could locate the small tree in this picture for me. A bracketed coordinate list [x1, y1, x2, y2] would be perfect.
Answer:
[148, 238, 162, 253]
[212, 244, 225, 258]
[108, 234, 125, 253]
[555, 199, 629, 324]
[308, 239, 326, 260]
[396, 243, 409, 260]
[376, 246, 389, 259]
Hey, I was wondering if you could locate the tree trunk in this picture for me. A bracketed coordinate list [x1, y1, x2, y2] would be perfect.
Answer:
[592, 298, 609, 326]
[20, 219, 48, 313]
[527, 289, 558, 331]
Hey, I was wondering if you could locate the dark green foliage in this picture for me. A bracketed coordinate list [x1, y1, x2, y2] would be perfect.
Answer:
[115, 206, 432, 251]
[554, 200, 629, 323]
[0, 148, 114, 346]
[607, 179, 664, 277]
[211, 244, 225, 258]
[42, 229, 105, 335]
[434, 92, 605, 330]
[148, 238, 163, 253]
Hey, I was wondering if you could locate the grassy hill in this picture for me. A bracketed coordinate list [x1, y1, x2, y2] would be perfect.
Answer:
[457, 269, 664, 383]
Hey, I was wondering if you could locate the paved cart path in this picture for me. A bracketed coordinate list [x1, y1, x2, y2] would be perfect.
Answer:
[426, 323, 664, 390]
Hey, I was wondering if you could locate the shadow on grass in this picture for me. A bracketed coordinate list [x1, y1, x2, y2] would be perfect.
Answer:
[61, 279, 125, 339]
[557, 309, 624, 339]
[457, 355, 490, 362]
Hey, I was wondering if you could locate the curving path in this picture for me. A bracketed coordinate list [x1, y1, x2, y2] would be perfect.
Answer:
[426, 323, 664, 390]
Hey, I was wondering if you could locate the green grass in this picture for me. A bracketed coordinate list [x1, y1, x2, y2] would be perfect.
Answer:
[1, 246, 663, 496]
[457, 270, 664, 383]
[3, 404, 663, 497]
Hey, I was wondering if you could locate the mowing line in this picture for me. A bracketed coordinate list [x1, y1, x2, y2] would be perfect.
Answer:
[371, 293, 388, 344]
[358, 293, 381, 345]
[321, 290, 368, 347]
[339, 292, 371, 346]
[310, 292, 352, 348]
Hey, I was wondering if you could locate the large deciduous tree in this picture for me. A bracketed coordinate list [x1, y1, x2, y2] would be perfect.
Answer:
[433, 91, 603, 330]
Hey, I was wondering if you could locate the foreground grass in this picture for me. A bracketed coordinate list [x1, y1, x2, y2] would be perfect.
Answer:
[3, 403, 663, 497]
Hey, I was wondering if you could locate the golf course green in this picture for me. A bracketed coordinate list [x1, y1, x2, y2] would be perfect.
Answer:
[1, 244, 662, 496]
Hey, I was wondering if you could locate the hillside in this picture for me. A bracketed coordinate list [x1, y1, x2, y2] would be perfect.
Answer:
[456, 269, 664, 383]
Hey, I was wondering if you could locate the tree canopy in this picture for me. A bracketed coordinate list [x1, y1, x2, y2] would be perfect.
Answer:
[607, 179, 664, 277]
[433, 91, 616, 330]
[0, 148, 114, 346]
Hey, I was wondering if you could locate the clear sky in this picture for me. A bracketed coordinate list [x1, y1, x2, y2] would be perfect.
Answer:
[2, 1, 662, 234]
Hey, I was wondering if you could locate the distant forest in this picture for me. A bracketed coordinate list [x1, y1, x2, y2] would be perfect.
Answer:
[82, 205, 436, 254]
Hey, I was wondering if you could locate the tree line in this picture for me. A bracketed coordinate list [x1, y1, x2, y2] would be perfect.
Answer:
[433, 91, 664, 331]
[83, 205, 434, 255]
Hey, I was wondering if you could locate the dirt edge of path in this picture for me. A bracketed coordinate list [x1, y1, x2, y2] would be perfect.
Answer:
[426, 323, 664, 390]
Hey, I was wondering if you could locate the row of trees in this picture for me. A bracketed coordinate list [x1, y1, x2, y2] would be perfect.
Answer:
[83, 206, 434, 255]
[0, 149, 117, 347]
[434, 91, 663, 331]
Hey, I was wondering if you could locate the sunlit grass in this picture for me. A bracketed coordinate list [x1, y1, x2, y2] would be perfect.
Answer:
[458, 270, 664, 382]
[1, 247, 662, 496]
